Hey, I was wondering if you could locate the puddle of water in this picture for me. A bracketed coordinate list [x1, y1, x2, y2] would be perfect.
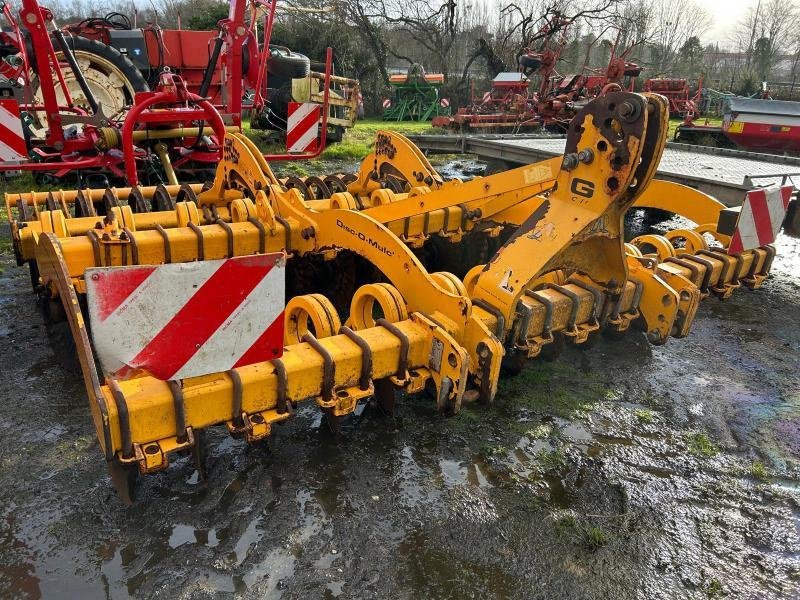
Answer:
[231, 512, 263, 566]
[168, 524, 220, 549]
[439, 459, 467, 487]
[397, 530, 515, 597]
[325, 580, 345, 598]
[439, 455, 499, 489]
[236, 489, 328, 595]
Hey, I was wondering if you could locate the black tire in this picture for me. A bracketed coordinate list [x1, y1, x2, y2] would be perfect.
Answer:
[326, 125, 344, 143]
[267, 83, 293, 119]
[53, 35, 149, 99]
[268, 47, 311, 79]
[518, 54, 542, 70]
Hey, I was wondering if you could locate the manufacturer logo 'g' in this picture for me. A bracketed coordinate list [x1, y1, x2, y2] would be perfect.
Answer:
[571, 178, 595, 198]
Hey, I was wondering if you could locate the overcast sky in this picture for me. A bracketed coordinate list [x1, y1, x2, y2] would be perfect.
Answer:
[705, 0, 753, 44]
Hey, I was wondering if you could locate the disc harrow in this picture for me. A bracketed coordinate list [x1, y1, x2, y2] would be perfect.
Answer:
[7, 91, 788, 502]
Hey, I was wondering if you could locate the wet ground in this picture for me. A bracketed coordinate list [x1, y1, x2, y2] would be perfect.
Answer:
[0, 163, 799, 599]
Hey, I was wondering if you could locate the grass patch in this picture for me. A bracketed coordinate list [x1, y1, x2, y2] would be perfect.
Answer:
[668, 116, 723, 140]
[524, 423, 554, 440]
[499, 361, 607, 419]
[480, 443, 507, 458]
[750, 460, 768, 480]
[554, 512, 577, 532]
[634, 408, 655, 424]
[705, 578, 724, 598]
[534, 448, 566, 472]
[321, 119, 437, 161]
[321, 140, 371, 160]
[275, 162, 310, 177]
[583, 525, 610, 550]
[245, 118, 437, 162]
[687, 432, 718, 458]
[347, 118, 436, 139]
[0, 172, 50, 197]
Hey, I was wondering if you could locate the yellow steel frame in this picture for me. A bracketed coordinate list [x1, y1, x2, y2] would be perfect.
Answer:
[19, 92, 782, 500]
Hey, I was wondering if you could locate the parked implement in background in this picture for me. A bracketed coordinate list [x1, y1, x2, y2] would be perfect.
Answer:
[6, 91, 795, 503]
[677, 97, 800, 154]
[63, 16, 360, 140]
[382, 64, 450, 122]
[0, 0, 348, 184]
[643, 78, 700, 118]
[433, 20, 640, 132]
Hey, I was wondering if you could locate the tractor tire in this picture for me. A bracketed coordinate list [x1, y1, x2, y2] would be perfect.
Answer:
[268, 48, 311, 79]
[518, 54, 542, 70]
[326, 125, 345, 143]
[267, 83, 293, 120]
[31, 35, 148, 126]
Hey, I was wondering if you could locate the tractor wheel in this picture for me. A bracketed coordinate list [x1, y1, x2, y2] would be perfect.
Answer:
[267, 83, 294, 120]
[268, 47, 311, 79]
[518, 54, 542, 70]
[31, 35, 148, 128]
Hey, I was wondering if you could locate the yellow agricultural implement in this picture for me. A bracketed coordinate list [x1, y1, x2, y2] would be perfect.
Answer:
[4, 91, 785, 502]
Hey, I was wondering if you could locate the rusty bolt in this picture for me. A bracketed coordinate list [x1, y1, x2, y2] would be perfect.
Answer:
[562, 153, 579, 171]
[119, 231, 129, 241]
[94, 221, 103, 229]
[617, 101, 640, 123]
[101, 233, 111, 241]
[301, 226, 316, 240]
[577, 148, 594, 164]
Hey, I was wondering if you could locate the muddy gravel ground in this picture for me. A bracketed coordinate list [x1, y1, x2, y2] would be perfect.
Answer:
[0, 164, 799, 599]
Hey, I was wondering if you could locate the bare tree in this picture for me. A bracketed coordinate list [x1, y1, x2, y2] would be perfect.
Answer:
[735, 0, 800, 80]
[644, 0, 710, 75]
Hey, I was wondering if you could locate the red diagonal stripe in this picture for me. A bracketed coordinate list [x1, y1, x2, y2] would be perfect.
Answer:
[728, 229, 744, 255]
[131, 256, 273, 380]
[287, 106, 320, 148]
[94, 266, 157, 321]
[747, 189, 774, 245]
[780, 185, 793, 209]
[233, 310, 285, 368]
[0, 120, 27, 156]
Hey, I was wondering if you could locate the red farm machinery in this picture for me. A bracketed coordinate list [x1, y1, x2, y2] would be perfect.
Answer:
[433, 20, 641, 132]
[643, 78, 701, 118]
[0, 0, 358, 186]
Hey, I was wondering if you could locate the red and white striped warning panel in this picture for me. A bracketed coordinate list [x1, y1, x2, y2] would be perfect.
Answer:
[286, 102, 321, 153]
[86, 254, 286, 381]
[728, 185, 792, 254]
[439, 98, 450, 108]
[382, 98, 392, 109]
[0, 99, 27, 163]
